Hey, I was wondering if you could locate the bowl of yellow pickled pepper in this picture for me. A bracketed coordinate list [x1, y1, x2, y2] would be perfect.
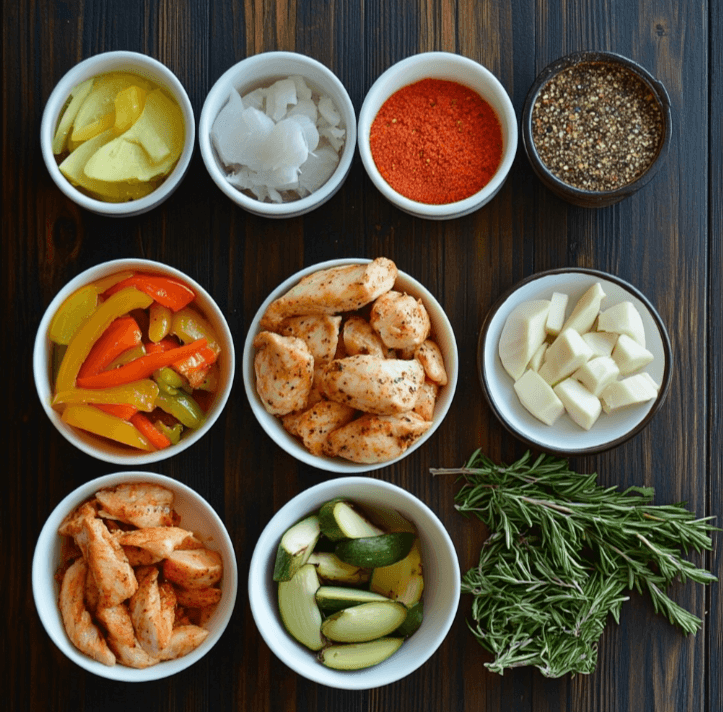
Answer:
[41, 51, 194, 216]
[34, 259, 235, 464]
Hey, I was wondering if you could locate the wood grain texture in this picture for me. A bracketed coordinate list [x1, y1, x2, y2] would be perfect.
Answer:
[2, 0, 719, 711]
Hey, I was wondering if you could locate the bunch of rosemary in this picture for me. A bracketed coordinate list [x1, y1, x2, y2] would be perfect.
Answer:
[431, 450, 717, 678]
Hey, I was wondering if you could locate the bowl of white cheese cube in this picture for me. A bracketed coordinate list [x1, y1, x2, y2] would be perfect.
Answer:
[478, 268, 672, 455]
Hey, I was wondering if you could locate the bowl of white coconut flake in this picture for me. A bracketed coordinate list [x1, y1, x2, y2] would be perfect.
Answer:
[200, 51, 356, 218]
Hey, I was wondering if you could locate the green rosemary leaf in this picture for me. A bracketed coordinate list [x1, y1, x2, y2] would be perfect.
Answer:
[432, 450, 718, 677]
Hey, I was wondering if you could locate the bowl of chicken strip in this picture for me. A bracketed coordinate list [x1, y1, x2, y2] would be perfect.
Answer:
[32, 471, 237, 681]
[242, 257, 458, 472]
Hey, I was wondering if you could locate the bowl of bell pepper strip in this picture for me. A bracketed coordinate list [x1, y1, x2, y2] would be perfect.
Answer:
[34, 258, 235, 464]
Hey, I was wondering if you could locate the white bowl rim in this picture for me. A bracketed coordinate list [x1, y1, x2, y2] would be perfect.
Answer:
[199, 50, 357, 217]
[32, 470, 238, 682]
[247, 475, 461, 690]
[33, 258, 236, 464]
[40, 50, 195, 217]
[358, 51, 518, 218]
[478, 267, 673, 455]
[242, 257, 459, 472]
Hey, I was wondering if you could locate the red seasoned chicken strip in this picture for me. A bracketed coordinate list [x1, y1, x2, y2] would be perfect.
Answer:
[163, 548, 223, 589]
[95, 483, 176, 528]
[117, 527, 201, 560]
[95, 603, 159, 669]
[156, 625, 209, 661]
[259, 258, 398, 330]
[129, 566, 176, 657]
[59, 558, 116, 666]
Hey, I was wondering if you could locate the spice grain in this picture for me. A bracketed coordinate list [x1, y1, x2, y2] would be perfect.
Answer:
[531, 62, 663, 192]
[369, 79, 503, 204]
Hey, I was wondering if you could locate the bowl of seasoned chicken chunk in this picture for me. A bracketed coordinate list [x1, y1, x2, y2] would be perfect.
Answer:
[32, 472, 237, 681]
[242, 257, 458, 472]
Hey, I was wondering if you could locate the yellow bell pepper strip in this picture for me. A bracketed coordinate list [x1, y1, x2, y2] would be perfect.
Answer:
[148, 302, 172, 342]
[55, 287, 153, 394]
[104, 273, 196, 312]
[107, 343, 146, 369]
[61, 404, 154, 451]
[53, 379, 159, 411]
[130, 412, 171, 450]
[48, 284, 99, 345]
[78, 315, 141, 378]
[155, 390, 205, 429]
[170, 307, 222, 354]
[76, 338, 208, 389]
[91, 270, 135, 294]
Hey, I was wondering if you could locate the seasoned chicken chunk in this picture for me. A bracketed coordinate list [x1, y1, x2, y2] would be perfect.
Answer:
[254, 331, 314, 416]
[370, 291, 431, 350]
[414, 340, 448, 385]
[163, 548, 224, 589]
[58, 501, 99, 538]
[95, 483, 176, 529]
[75, 516, 137, 609]
[293, 400, 357, 456]
[259, 258, 398, 330]
[413, 380, 439, 421]
[59, 558, 116, 666]
[342, 316, 396, 358]
[129, 566, 176, 656]
[278, 315, 341, 365]
[323, 412, 432, 463]
[318, 355, 425, 415]
[156, 625, 209, 661]
[95, 603, 159, 669]
[117, 526, 201, 560]
[174, 585, 223, 609]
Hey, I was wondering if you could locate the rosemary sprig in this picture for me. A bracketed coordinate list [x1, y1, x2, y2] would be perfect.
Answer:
[431, 450, 718, 677]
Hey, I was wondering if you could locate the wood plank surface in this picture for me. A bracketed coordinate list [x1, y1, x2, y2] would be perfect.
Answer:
[2, 0, 719, 711]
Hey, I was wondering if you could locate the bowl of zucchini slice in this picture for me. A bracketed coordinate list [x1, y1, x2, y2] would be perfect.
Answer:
[248, 477, 460, 690]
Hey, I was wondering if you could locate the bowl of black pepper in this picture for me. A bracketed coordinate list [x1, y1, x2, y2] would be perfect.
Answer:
[521, 51, 671, 208]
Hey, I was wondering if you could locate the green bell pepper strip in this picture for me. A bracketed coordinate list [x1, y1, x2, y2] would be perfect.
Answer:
[55, 287, 153, 393]
[155, 420, 183, 444]
[155, 390, 206, 429]
[153, 366, 185, 394]
[53, 379, 159, 411]
[170, 307, 221, 354]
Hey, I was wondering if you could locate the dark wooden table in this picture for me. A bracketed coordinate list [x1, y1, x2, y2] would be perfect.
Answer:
[4, 0, 721, 710]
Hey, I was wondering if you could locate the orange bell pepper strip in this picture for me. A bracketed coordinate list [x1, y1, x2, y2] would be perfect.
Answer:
[78, 316, 142, 378]
[55, 287, 154, 394]
[130, 412, 172, 450]
[104, 273, 196, 312]
[53, 379, 160, 411]
[61, 405, 154, 451]
[76, 338, 208, 389]
[145, 337, 179, 355]
[94, 403, 138, 420]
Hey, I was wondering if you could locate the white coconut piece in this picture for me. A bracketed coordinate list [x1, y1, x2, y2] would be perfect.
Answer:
[211, 89, 246, 164]
[298, 145, 339, 193]
[290, 75, 313, 101]
[288, 99, 318, 122]
[258, 118, 308, 172]
[319, 125, 346, 153]
[288, 114, 319, 153]
[265, 78, 298, 122]
[318, 95, 341, 126]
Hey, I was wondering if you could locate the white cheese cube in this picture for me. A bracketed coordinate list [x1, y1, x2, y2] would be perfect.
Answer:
[573, 356, 620, 397]
[553, 378, 602, 430]
[499, 300, 551, 382]
[560, 282, 606, 335]
[539, 328, 594, 386]
[597, 301, 646, 347]
[582, 330, 618, 358]
[514, 369, 565, 425]
[528, 342, 548, 372]
[611, 334, 655, 376]
[600, 373, 659, 414]
[545, 292, 569, 336]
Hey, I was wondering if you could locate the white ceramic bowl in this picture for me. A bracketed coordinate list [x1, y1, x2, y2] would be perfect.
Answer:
[248, 476, 460, 690]
[358, 52, 518, 220]
[40, 51, 195, 217]
[33, 258, 235, 465]
[199, 51, 356, 218]
[478, 268, 673, 455]
[32, 471, 238, 681]
[242, 258, 458, 472]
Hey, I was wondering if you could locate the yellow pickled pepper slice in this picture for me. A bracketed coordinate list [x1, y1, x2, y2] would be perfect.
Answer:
[114, 85, 147, 133]
[53, 379, 160, 411]
[71, 110, 116, 143]
[91, 270, 135, 294]
[61, 405, 154, 451]
[148, 302, 172, 342]
[48, 284, 99, 345]
[55, 286, 153, 393]
[52, 78, 95, 155]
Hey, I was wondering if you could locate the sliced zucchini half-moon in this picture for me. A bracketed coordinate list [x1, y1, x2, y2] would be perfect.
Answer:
[273, 514, 321, 582]
[278, 564, 324, 651]
[315, 586, 391, 613]
[334, 532, 415, 569]
[320, 600, 408, 643]
[318, 638, 404, 670]
[307, 551, 370, 585]
[370, 537, 424, 607]
[318, 499, 384, 541]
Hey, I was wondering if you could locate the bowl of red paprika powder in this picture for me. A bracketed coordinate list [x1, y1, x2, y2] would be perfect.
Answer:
[358, 52, 518, 220]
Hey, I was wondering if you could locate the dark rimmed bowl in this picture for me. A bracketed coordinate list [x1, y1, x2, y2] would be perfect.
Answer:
[477, 268, 673, 456]
[521, 51, 672, 208]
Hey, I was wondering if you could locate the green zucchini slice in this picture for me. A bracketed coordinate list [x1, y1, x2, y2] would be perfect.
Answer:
[318, 638, 404, 670]
[334, 532, 415, 568]
[320, 600, 408, 643]
[370, 537, 424, 607]
[307, 551, 370, 585]
[277, 564, 325, 651]
[315, 586, 391, 613]
[272, 514, 321, 582]
[395, 600, 423, 637]
[318, 499, 384, 541]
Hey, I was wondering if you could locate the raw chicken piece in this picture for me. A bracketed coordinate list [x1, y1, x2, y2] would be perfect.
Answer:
[95, 603, 159, 669]
[156, 625, 209, 661]
[95, 482, 176, 528]
[163, 548, 224, 589]
[293, 400, 357, 455]
[75, 516, 137, 608]
[59, 558, 116, 666]
[413, 380, 439, 421]
[323, 412, 432, 464]
[254, 331, 314, 416]
[370, 291, 431, 350]
[342, 316, 396, 358]
[318, 355, 425, 415]
[414, 340, 448, 385]
[129, 566, 176, 656]
[259, 258, 398, 330]
[117, 527, 201, 560]
[278, 314, 341, 365]
[174, 586, 222, 609]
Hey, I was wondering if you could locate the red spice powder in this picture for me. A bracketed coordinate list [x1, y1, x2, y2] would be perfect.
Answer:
[369, 78, 504, 205]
